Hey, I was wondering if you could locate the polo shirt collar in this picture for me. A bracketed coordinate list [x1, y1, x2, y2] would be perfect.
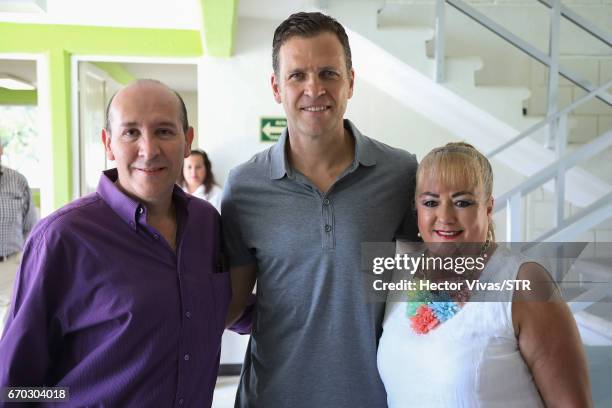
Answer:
[270, 128, 290, 180]
[346, 119, 377, 168]
[97, 168, 190, 230]
[269, 119, 377, 180]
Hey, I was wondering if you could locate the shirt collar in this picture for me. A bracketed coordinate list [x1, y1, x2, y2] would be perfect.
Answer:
[269, 119, 376, 180]
[97, 169, 190, 230]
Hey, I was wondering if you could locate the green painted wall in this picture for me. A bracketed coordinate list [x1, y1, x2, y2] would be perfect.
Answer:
[91, 62, 135, 85]
[0, 23, 203, 208]
[48, 49, 72, 209]
[0, 2, 238, 209]
[200, 0, 239, 58]
[31, 188, 40, 209]
[0, 89, 37, 105]
[0, 23, 202, 56]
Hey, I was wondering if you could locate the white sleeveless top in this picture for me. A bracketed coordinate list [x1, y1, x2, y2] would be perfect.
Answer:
[377, 247, 544, 408]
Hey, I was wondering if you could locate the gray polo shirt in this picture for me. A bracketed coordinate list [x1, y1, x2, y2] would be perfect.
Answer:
[222, 120, 418, 408]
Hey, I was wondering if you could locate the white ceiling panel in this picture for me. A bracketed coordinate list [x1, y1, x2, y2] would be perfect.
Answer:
[0, 0, 200, 29]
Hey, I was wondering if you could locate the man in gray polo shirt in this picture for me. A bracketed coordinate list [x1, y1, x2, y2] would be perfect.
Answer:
[222, 12, 418, 407]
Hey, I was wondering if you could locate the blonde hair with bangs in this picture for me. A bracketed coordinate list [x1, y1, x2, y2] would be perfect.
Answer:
[417, 142, 495, 241]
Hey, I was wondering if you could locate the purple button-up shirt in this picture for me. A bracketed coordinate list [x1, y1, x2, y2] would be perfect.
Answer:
[0, 169, 231, 407]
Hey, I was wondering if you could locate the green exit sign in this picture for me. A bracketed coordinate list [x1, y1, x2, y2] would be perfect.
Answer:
[260, 117, 287, 142]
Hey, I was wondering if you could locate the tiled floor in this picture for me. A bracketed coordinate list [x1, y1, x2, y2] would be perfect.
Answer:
[212, 376, 240, 408]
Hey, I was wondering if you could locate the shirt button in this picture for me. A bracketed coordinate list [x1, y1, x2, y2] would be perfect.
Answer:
[324, 224, 332, 232]
[185, 311, 192, 319]
[178, 398, 184, 405]
[323, 198, 330, 206]
[184, 353, 190, 361]
[129, 221, 135, 228]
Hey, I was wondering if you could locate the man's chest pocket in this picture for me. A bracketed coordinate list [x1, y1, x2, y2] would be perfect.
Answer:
[183, 251, 230, 334]
[0, 194, 22, 223]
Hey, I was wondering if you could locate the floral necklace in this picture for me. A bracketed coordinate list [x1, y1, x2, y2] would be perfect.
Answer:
[406, 240, 490, 334]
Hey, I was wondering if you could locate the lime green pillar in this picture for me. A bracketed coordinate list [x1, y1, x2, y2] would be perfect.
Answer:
[199, 0, 239, 57]
[48, 49, 72, 208]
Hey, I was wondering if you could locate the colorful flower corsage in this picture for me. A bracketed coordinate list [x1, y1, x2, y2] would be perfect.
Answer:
[406, 281, 463, 334]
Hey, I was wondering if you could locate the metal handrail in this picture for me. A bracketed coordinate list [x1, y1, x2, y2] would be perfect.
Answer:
[487, 80, 612, 158]
[496, 129, 612, 241]
[441, 0, 612, 107]
[430, 0, 612, 242]
[535, 191, 612, 242]
[536, 0, 611, 47]
[494, 130, 612, 211]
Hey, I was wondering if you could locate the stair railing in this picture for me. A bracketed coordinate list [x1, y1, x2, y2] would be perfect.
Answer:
[487, 79, 609, 243]
[493, 128, 612, 241]
[435, 0, 611, 147]
[432, 0, 611, 242]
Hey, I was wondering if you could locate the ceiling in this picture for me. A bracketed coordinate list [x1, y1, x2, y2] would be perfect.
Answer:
[0, 0, 324, 94]
[0, 0, 323, 27]
[0, 59, 198, 93]
[0, 59, 37, 87]
[0, 0, 200, 29]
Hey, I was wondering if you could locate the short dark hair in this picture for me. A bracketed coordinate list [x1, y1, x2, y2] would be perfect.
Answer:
[105, 79, 189, 134]
[272, 12, 352, 76]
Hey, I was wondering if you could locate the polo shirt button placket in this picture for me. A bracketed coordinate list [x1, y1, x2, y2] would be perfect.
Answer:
[322, 197, 334, 249]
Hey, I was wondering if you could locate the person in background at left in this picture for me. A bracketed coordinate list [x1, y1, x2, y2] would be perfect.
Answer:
[0, 79, 245, 407]
[0, 141, 38, 332]
[181, 149, 223, 213]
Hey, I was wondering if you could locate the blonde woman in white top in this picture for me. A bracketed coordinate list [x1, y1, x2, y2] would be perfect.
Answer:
[181, 149, 223, 212]
[377, 142, 591, 407]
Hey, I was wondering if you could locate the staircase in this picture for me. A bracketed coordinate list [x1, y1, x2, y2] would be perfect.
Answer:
[325, 0, 612, 243]
[324, 0, 612, 364]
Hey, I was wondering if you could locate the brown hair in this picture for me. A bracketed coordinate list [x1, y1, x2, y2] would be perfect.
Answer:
[272, 12, 352, 76]
[417, 142, 495, 241]
[180, 149, 217, 194]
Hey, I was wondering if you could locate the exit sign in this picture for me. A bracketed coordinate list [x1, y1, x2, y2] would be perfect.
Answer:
[260, 117, 287, 142]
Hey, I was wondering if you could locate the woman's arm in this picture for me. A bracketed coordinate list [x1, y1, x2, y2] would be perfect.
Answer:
[512, 262, 592, 407]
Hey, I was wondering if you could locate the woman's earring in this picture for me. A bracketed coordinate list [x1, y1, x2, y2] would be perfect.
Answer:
[417, 232, 421, 238]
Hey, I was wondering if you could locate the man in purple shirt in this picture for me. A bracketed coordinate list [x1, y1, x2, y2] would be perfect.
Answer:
[0, 79, 233, 407]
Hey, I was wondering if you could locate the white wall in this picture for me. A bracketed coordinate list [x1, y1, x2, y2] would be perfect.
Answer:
[198, 18, 519, 186]
[179, 90, 199, 145]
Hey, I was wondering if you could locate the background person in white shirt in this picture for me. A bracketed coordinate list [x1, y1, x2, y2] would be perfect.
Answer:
[180, 149, 223, 213]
